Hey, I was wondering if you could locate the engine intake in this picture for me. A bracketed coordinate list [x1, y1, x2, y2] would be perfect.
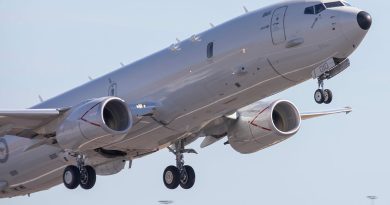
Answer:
[271, 101, 300, 135]
[56, 97, 132, 151]
[103, 100, 129, 132]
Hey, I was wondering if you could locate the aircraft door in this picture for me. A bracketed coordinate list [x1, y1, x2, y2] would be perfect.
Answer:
[271, 6, 287, 45]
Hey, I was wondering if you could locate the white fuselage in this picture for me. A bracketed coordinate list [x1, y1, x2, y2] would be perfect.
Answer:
[0, 0, 368, 198]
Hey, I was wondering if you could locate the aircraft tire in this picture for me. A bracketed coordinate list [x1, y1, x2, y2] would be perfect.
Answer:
[323, 89, 333, 104]
[179, 165, 195, 189]
[80, 165, 96, 190]
[314, 89, 325, 104]
[163, 165, 180, 189]
[63, 165, 80, 189]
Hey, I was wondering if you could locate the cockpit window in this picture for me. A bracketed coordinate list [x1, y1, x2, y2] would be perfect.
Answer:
[324, 1, 345, 8]
[304, 6, 315, 14]
[304, 3, 326, 15]
[315, 4, 326, 13]
[343, 1, 351, 6]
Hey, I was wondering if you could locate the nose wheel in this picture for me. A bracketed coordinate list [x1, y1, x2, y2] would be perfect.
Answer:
[314, 79, 333, 104]
[163, 140, 197, 190]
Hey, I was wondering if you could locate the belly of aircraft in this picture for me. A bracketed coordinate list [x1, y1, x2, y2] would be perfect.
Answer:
[109, 56, 313, 151]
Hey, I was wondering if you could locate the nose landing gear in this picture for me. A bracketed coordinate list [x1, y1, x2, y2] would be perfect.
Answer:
[163, 140, 197, 190]
[314, 78, 333, 104]
[311, 58, 351, 105]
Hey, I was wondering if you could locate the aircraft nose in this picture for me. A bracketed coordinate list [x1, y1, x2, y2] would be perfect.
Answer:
[357, 11, 372, 30]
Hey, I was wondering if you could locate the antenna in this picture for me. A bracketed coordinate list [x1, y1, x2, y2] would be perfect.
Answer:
[169, 44, 181, 52]
[38, 95, 43, 103]
[243, 6, 249, 13]
[190, 35, 201, 42]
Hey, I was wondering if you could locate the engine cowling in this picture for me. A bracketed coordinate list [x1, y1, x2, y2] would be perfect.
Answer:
[56, 97, 132, 151]
[228, 100, 301, 154]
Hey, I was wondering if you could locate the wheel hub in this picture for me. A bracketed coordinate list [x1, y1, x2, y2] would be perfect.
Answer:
[80, 169, 88, 185]
[64, 171, 73, 184]
[323, 92, 329, 101]
[315, 92, 322, 101]
[164, 171, 174, 184]
[180, 172, 188, 184]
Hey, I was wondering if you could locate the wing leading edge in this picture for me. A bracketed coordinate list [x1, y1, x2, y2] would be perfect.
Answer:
[0, 108, 70, 137]
[300, 106, 352, 120]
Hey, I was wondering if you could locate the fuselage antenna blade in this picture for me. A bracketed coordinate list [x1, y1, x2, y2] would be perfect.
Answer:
[38, 95, 44, 103]
[243, 6, 249, 13]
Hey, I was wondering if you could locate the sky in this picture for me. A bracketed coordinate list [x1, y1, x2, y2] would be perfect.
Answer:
[0, 0, 388, 205]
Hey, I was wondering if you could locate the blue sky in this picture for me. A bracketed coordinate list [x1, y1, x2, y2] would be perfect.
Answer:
[0, 0, 388, 205]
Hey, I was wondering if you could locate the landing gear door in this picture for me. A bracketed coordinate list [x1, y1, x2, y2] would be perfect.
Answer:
[271, 6, 287, 45]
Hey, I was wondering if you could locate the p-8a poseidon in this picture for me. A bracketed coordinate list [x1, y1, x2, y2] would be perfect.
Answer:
[0, 0, 371, 198]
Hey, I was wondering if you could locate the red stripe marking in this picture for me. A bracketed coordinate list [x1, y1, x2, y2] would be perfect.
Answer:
[250, 106, 269, 124]
[81, 118, 101, 127]
[250, 123, 272, 131]
[249, 106, 272, 132]
[80, 102, 102, 127]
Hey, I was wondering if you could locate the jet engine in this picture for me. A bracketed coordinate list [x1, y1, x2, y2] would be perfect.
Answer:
[56, 97, 132, 151]
[228, 100, 301, 154]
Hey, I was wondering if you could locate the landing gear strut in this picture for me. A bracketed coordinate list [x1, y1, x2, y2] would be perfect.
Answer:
[314, 78, 333, 104]
[63, 154, 96, 190]
[163, 140, 197, 189]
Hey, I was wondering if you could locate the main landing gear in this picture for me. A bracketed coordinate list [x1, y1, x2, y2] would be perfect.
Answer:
[63, 155, 96, 190]
[314, 78, 333, 104]
[163, 140, 197, 190]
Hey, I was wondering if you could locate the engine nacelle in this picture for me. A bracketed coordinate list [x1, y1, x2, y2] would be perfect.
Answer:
[56, 97, 132, 151]
[228, 100, 301, 154]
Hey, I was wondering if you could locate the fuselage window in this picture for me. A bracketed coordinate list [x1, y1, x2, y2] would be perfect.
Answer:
[207, 42, 214, 59]
[324, 1, 345, 8]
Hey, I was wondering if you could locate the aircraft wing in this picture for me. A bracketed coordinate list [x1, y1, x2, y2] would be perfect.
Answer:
[0, 108, 70, 137]
[300, 106, 352, 120]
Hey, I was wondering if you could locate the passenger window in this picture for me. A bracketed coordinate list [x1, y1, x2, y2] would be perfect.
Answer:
[314, 4, 326, 14]
[324, 1, 344, 8]
[207, 42, 213, 59]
